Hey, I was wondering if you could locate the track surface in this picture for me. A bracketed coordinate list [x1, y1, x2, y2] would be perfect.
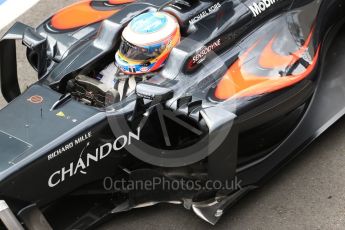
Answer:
[1, 1, 345, 229]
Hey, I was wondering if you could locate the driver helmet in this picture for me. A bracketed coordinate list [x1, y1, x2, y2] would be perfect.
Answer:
[115, 11, 180, 75]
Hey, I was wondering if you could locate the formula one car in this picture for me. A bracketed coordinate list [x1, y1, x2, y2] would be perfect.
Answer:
[0, 0, 344, 229]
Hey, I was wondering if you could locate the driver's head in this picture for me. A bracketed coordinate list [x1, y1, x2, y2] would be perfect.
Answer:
[115, 12, 180, 75]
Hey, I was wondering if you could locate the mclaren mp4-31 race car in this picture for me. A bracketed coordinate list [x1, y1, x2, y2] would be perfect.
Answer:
[0, 0, 344, 229]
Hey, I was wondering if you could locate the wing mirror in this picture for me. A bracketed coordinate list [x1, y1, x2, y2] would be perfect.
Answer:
[136, 82, 174, 103]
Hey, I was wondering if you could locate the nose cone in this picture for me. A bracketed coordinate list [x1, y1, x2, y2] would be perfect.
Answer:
[0, 131, 31, 172]
[0, 84, 100, 175]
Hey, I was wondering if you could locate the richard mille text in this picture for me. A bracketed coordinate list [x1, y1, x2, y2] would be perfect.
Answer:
[48, 128, 140, 187]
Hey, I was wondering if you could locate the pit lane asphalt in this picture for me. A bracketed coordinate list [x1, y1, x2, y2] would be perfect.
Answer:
[1, 1, 345, 229]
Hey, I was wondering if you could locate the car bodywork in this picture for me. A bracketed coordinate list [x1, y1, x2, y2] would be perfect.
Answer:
[0, 0, 344, 229]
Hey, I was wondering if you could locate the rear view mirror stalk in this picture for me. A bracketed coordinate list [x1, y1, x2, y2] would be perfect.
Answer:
[0, 39, 21, 102]
[0, 22, 47, 103]
[0, 22, 33, 102]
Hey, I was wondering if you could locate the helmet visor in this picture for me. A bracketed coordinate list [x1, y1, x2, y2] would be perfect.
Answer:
[119, 37, 166, 61]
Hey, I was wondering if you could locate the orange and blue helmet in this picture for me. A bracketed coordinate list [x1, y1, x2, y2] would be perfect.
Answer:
[115, 11, 180, 75]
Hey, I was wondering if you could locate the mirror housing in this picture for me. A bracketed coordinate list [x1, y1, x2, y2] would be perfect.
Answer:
[136, 82, 173, 103]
